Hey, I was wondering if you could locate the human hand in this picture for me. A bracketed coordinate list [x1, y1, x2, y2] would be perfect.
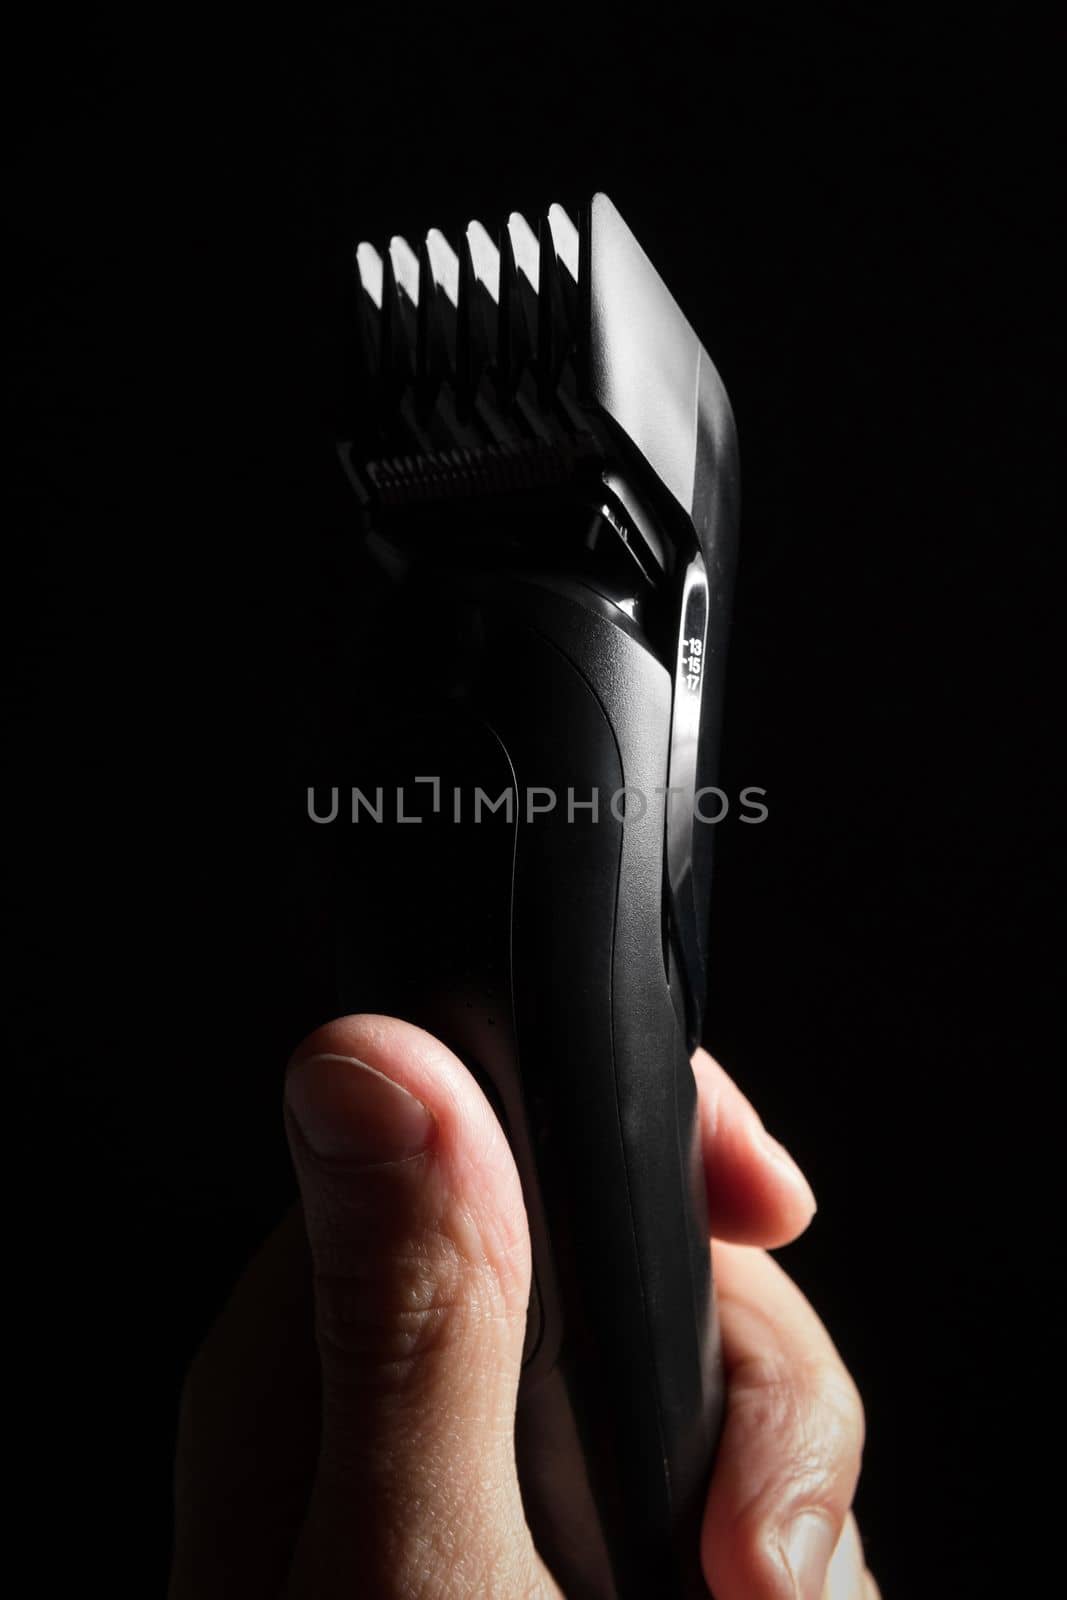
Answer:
[169, 1014, 878, 1598]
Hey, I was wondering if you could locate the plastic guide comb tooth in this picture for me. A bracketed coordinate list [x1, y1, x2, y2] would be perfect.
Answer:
[355, 241, 385, 378]
[506, 212, 541, 367]
[459, 220, 524, 447]
[466, 220, 500, 302]
[417, 227, 486, 450]
[387, 235, 420, 380]
[501, 212, 554, 443]
[420, 228, 460, 392]
[496, 222, 519, 396]
[460, 219, 500, 401]
[547, 203, 579, 279]
[387, 234, 443, 452]
[543, 203, 590, 431]
[547, 204, 579, 332]
[538, 205, 578, 391]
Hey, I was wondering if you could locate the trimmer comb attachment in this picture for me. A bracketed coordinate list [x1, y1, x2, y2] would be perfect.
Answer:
[340, 193, 738, 579]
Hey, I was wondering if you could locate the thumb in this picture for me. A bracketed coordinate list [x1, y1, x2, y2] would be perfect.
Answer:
[282, 1014, 558, 1600]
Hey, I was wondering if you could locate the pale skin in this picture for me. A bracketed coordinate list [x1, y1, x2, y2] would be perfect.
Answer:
[169, 1014, 878, 1598]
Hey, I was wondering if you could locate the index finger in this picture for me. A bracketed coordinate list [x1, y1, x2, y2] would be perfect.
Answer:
[694, 1049, 817, 1247]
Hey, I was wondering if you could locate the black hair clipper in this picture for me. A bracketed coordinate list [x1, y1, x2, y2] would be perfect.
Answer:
[334, 193, 740, 1598]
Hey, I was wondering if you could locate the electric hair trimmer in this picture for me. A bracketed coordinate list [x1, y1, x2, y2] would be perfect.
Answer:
[334, 194, 740, 1599]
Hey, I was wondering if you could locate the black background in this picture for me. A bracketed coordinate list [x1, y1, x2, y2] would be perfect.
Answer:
[12, 8, 1061, 1596]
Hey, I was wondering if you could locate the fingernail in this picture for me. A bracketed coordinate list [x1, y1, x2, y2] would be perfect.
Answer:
[757, 1126, 817, 1213]
[778, 1511, 837, 1598]
[286, 1053, 436, 1166]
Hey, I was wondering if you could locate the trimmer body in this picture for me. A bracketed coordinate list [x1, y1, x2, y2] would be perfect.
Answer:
[335, 195, 740, 1599]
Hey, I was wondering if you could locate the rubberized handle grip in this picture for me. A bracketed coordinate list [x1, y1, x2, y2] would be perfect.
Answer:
[336, 570, 723, 1598]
